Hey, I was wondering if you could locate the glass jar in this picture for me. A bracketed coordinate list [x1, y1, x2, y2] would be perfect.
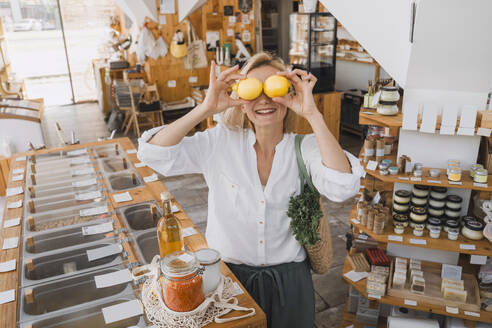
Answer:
[410, 206, 427, 222]
[447, 228, 459, 240]
[410, 196, 428, 207]
[393, 201, 409, 212]
[429, 226, 442, 239]
[461, 220, 484, 240]
[377, 100, 399, 116]
[394, 190, 411, 203]
[428, 205, 444, 217]
[445, 207, 461, 218]
[448, 167, 461, 182]
[461, 215, 475, 227]
[389, 166, 399, 175]
[380, 168, 389, 176]
[474, 169, 488, 184]
[429, 168, 441, 178]
[161, 250, 205, 312]
[429, 197, 445, 208]
[446, 195, 462, 209]
[414, 163, 424, 171]
[430, 186, 447, 200]
[413, 223, 425, 236]
[195, 248, 221, 295]
[412, 185, 429, 197]
[444, 219, 460, 232]
[394, 222, 405, 234]
[380, 86, 400, 102]
[393, 213, 409, 227]
[470, 164, 483, 178]
[413, 169, 422, 177]
[426, 217, 442, 230]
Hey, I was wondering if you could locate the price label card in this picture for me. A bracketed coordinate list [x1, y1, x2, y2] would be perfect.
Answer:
[143, 173, 158, 183]
[410, 238, 427, 245]
[102, 299, 143, 324]
[231, 282, 244, 296]
[358, 234, 368, 240]
[126, 149, 137, 154]
[473, 182, 488, 188]
[7, 200, 22, 209]
[6, 186, 23, 197]
[113, 192, 132, 203]
[427, 179, 442, 184]
[398, 177, 410, 181]
[67, 149, 87, 156]
[182, 227, 198, 237]
[470, 255, 487, 265]
[0, 289, 15, 305]
[410, 177, 422, 181]
[15, 156, 26, 162]
[72, 178, 98, 188]
[82, 222, 113, 236]
[95, 269, 132, 288]
[80, 205, 108, 217]
[12, 174, 24, 182]
[76, 190, 102, 201]
[2, 237, 18, 250]
[449, 181, 462, 185]
[388, 235, 403, 242]
[167, 80, 176, 88]
[343, 270, 368, 282]
[351, 218, 360, 225]
[367, 293, 381, 299]
[446, 306, 459, 314]
[404, 299, 417, 306]
[0, 259, 16, 272]
[134, 162, 146, 168]
[464, 311, 480, 317]
[87, 244, 122, 261]
[477, 128, 491, 137]
[188, 76, 198, 83]
[13, 168, 24, 175]
[72, 167, 95, 176]
[459, 244, 476, 250]
[4, 217, 20, 228]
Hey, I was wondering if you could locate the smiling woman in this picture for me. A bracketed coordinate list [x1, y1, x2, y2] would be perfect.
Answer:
[137, 52, 364, 328]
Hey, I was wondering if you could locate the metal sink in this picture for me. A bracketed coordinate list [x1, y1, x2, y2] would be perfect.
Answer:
[20, 297, 146, 328]
[118, 202, 161, 233]
[92, 144, 122, 159]
[106, 171, 142, 192]
[27, 190, 105, 215]
[101, 157, 130, 173]
[22, 241, 123, 287]
[24, 225, 112, 254]
[133, 231, 159, 264]
[19, 265, 135, 322]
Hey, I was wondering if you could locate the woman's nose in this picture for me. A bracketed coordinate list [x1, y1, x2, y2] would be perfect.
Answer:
[257, 93, 271, 103]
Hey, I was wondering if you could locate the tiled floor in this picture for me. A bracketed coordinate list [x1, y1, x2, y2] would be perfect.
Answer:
[40, 102, 363, 328]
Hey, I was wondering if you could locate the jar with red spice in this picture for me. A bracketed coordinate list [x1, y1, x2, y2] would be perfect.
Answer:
[160, 250, 205, 312]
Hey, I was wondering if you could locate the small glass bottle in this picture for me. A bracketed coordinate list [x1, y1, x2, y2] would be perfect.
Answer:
[157, 192, 184, 258]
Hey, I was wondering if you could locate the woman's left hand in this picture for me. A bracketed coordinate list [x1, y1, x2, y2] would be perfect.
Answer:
[272, 69, 320, 119]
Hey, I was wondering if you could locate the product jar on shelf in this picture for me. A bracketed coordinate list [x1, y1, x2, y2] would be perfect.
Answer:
[160, 250, 205, 312]
[195, 248, 221, 295]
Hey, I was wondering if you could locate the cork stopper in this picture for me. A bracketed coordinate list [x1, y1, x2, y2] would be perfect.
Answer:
[28, 186, 35, 198]
[27, 216, 35, 231]
[131, 171, 136, 185]
[122, 157, 128, 170]
[114, 144, 119, 155]
[26, 259, 35, 272]
[25, 289, 35, 304]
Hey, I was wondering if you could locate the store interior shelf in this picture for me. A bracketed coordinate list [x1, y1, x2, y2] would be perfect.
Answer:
[359, 109, 403, 128]
[338, 297, 387, 328]
[341, 256, 492, 323]
[363, 165, 492, 192]
[349, 205, 492, 257]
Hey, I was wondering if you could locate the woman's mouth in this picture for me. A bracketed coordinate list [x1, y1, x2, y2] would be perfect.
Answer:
[255, 108, 277, 116]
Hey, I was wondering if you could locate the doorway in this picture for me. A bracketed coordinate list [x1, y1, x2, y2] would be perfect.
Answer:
[1, 0, 115, 106]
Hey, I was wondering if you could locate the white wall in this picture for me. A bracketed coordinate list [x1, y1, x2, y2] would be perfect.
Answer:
[335, 61, 390, 91]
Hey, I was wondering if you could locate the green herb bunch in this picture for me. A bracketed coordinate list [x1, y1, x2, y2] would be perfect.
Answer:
[287, 184, 323, 247]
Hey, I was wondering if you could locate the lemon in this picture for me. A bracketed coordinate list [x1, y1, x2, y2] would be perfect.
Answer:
[264, 75, 290, 98]
[231, 82, 239, 93]
[236, 78, 263, 100]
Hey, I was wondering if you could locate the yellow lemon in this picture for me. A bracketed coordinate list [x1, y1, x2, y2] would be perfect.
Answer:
[264, 75, 290, 98]
[236, 78, 263, 100]
[231, 82, 239, 93]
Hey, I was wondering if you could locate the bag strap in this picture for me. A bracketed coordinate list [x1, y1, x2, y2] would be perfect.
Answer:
[295, 134, 315, 193]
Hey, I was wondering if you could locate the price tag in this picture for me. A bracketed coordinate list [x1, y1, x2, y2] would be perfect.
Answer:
[2, 237, 18, 250]
[6, 186, 23, 197]
[231, 282, 244, 296]
[358, 234, 368, 240]
[3, 217, 20, 228]
[67, 149, 87, 156]
[343, 270, 368, 282]
[72, 167, 95, 176]
[113, 192, 132, 203]
[12, 174, 24, 182]
[102, 299, 143, 324]
[76, 190, 102, 201]
[0, 259, 16, 272]
[388, 235, 403, 242]
[182, 227, 198, 237]
[143, 173, 158, 183]
[398, 177, 410, 181]
[15, 156, 26, 162]
[410, 177, 422, 181]
[87, 244, 123, 261]
[0, 289, 15, 305]
[7, 200, 22, 209]
[126, 149, 137, 154]
[80, 205, 108, 217]
[367, 293, 381, 299]
[410, 238, 427, 245]
[188, 76, 198, 83]
[446, 306, 459, 314]
[459, 244, 476, 250]
[13, 168, 24, 175]
[227, 28, 234, 37]
[449, 181, 462, 185]
[72, 178, 98, 188]
[427, 179, 442, 184]
[71, 156, 91, 165]
[95, 269, 132, 288]
[404, 299, 417, 306]
[351, 218, 360, 225]
[477, 128, 491, 137]
[464, 311, 480, 317]
[167, 80, 176, 88]
[82, 222, 113, 235]
[470, 255, 487, 265]
[134, 162, 146, 168]
[473, 182, 488, 188]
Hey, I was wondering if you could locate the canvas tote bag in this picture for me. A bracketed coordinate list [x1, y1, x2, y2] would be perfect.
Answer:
[184, 20, 208, 70]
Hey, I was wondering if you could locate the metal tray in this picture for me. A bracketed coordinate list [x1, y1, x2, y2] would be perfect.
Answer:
[26, 189, 105, 215]
[19, 296, 147, 328]
[29, 149, 89, 164]
[92, 144, 122, 159]
[117, 201, 161, 233]
[27, 183, 102, 201]
[24, 201, 110, 235]
[28, 161, 95, 176]
[21, 240, 125, 287]
[105, 170, 142, 192]
[18, 265, 136, 323]
[28, 168, 97, 186]
[99, 157, 132, 173]
[130, 231, 159, 265]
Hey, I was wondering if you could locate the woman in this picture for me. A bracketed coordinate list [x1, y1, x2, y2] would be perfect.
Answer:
[138, 52, 363, 327]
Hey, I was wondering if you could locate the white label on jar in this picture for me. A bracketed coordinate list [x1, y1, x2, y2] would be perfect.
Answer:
[72, 178, 98, 188]
[398, 177, 409, 180]
[459, 244, 476, 250]
[473, 182, 488, 188]
[367, 293, 381, 299]
[87, 244, 122, 261]
[388, 235, 403, 242]
[80, 205, 108, 217]
[376, 148, 385, 157]
[449, 181, 462, 185]
[72, 167, 95, 176]
[446, 306, 459, 314]
[82, 222, 113, 235]
[464, 311, 480, 317]
[351, 218, 361, 225]
[102, 299, 143, 324]
[427, 180, 442, 184]
[404, 299, 417, 306]
[178, 253, 195, 262]
[384, 127, 390, 136]
[76, 190, 102, 201]
[364, 148, 375, 156]
[95, 269, 132, 288]
[410, 238, 427, 245]
[67, 149, 87, 156]
[410, 177, 422, 181]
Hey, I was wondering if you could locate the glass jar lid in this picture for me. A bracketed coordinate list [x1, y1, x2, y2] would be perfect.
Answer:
[475, 168, 488, 176]
[393, 213, 409, 222]
[195, 248, 221, 266]
[428, 205, 445, 211]
[464, 220, 484, 231]
[446, 195, 462, 203]
[450, 167, 461, 173]
[410, 217, 427, 224]
[431, 186, 447, 193]
[381, 86, 398, 92]
[461, 215, 475, 224]
[427, 217, 442, 226]
[395, 190, 411, 198]
[445, 206, 461, 212]
[379, 100, 399, 105]
[411, 206, 427, 215]
[413, 185, 429, 191]
[161, 250, 199, 278]
[471, 164, 483, 170]
[445, 220, 459, 228]
[411, 194, 428, 201]
[393, 208, 408, 215]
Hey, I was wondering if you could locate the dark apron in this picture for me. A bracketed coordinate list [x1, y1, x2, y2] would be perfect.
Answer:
[226, 260, 315, 328]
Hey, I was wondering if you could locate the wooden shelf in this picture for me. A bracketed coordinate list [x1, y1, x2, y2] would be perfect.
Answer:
[349, 205, 492, 257]
[359, 109, 403, 128]
[363, 164, 492, 192]
[341, 256, 492, 323]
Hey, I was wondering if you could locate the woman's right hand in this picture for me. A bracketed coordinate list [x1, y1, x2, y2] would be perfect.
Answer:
[201, 61, 250, 115]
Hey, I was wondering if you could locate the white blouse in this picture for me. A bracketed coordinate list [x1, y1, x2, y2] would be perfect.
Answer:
[138, 124, 364, 266]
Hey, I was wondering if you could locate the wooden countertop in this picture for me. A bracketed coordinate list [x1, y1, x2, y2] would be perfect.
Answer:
[0, 137, 266, 328]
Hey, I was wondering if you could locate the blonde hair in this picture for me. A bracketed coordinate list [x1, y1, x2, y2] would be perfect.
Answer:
[220, 52, 297, 133]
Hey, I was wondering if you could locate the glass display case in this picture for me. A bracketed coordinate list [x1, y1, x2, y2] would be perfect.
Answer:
[289, 12, 337, 93]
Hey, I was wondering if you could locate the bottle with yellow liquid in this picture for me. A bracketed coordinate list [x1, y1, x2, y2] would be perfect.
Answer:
[157, 192, 184, 258]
